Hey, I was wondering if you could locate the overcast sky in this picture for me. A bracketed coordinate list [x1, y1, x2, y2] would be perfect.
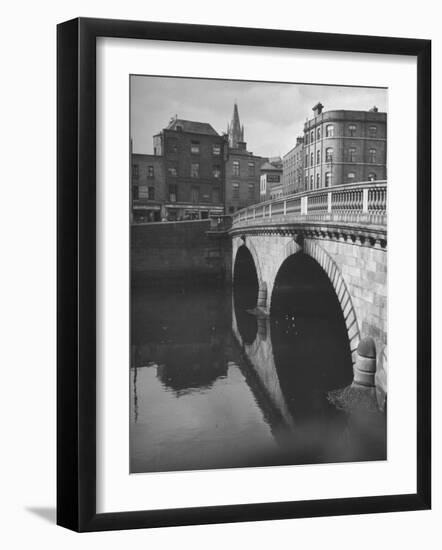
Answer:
[130, 76, 387, 158]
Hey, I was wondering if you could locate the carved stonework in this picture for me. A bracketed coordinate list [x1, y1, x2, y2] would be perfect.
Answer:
[230, 222, 387, 250]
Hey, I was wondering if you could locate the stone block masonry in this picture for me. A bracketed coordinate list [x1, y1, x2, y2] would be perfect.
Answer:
[232, 233, 387, 365]
[131, 220, 232, 284]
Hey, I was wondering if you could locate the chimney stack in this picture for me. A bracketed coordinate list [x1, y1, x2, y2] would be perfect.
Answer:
[312, 102, 324, 116]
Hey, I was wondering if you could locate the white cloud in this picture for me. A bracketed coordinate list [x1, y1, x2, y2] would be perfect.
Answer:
[131, 76, 387, 158]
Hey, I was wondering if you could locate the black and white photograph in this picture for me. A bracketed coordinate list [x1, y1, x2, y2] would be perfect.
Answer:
[0, 0, 435, 543]
[129, 76, 388, 474]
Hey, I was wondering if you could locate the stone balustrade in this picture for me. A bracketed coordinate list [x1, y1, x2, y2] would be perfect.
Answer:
[232, 181, 387, 229]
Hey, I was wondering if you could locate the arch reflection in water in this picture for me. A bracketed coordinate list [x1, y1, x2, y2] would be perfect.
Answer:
[130, 251, 386, 474]
[232, 250, 386, 465]
[131, 283, 282, 473]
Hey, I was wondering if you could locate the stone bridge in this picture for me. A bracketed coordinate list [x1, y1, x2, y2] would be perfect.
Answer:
[229, 181, 387, 369]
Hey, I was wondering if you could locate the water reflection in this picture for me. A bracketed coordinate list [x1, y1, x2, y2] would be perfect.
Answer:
[130, 275, 386, 474]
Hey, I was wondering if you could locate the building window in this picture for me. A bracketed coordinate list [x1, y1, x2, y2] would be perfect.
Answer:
[368, 172, 377, 181]
[310, 131, 314, 142]
[325, 172, 332, 187]
[310, 152, 314, 166]
[138, 185, 148, 199]
[368, 126, 377, 138]
[212, 144, 221, 156]
[326, 124, 334, 137]
[347, 172, 356, 181]
[229, 206, 235, 213]
[305, 133, 309, 145]
[212, 188, 220, 203]
[248, 183, 254, 198]
[191, 163, 200, 178]
[191, 186, 200, 203]
[305, 176, 308, 189]
[348, 124, 357, 137]
[232, 160, 240, 176]
[212, 165, 221, 179]
[132, 164, 139, 178]
[310, 175, 313, 190]
[305, 154, 308, 167]
[147, 165, 154, 178]
[148, 186, 155, 200]
[316, 150, 320, 164]
[167, 164, 177, 176]
[248, 162, 255, 176]
[316, 173, 320, 188]
[132, 185, 139, 200]
[167, 139, 178, 153]
[326, 147, 333, 162]
[168, 185, 177, 202]
[317, 128, 321, 140]
[190, 141, 200, 154]
[348, 147, 356, 162]
[232, 182, 240, 199]
[369, 148, 376, 163]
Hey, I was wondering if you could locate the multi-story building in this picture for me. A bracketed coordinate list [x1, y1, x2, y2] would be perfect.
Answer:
[303, 102, 387, 190]
[260, 158, 283, 201]
[224, 103, 267, 213]
[153, 117, 226, 220]
[282, 136, 304, 195]
[131, 153, 166, 223]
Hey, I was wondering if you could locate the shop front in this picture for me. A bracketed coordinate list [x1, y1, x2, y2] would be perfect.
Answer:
[165, 203, 224, 221]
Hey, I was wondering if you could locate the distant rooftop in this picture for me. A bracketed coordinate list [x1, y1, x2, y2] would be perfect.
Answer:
[261, 160, 282, 171]
[166, 118, 219, 136]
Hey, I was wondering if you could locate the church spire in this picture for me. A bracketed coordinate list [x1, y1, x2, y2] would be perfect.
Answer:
[228, 102, 244, 148]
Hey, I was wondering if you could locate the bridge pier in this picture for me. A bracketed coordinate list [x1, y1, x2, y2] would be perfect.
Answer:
[257, 281, 268, 312]
[231, 182, 388, 411]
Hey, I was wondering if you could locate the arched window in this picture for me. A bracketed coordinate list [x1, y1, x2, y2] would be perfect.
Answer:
[305, 154, 308, 167]
[348, 124, 357, 136]
[310, 152, 314, 166]
[310, 175, 313, 190]
[326, 147, 333, 162]
[347, 172, 356, 180]
[311, 131, 314, 142]
[369, 148, 376, 163]
[348, 147, 356, 162]
[325, 172, 332, 187]
[368, 172, 377, 181]
[326, 124, 334, 137]
[368, 125, 377, 137]
[316, 150, 320, 164]
[317, 128, 321, 140]
[316, 173, 320, 188]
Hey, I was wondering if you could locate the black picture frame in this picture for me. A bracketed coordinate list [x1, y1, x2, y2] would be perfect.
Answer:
[57, 17, 431, 532]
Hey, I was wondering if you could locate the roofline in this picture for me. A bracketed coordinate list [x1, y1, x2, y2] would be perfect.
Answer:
[305, 109, 387, 126]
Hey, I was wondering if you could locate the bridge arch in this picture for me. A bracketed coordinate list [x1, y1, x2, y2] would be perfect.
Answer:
[271, 239, 360, 363]
[233, 237, 263, 285]
[233, 238, 270, 308]
[302, 240, 360, 362]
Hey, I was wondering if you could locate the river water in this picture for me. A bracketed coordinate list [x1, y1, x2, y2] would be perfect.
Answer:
[130, 283, 386, 474]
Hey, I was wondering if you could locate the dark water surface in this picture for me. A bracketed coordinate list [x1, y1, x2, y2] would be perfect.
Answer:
[130, 282, 386, 474]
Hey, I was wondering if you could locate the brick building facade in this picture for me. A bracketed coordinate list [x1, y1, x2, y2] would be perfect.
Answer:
[152, 118, 226, 220]
[131, 153, 166, 223]
[303, 103, 387, 190]
[224, 103, 266, 213]
[282, 136, 304, 195]
[260, 158, 283, 201]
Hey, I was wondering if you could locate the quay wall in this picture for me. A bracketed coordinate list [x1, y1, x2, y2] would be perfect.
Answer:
[131, 220, 232, 284]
